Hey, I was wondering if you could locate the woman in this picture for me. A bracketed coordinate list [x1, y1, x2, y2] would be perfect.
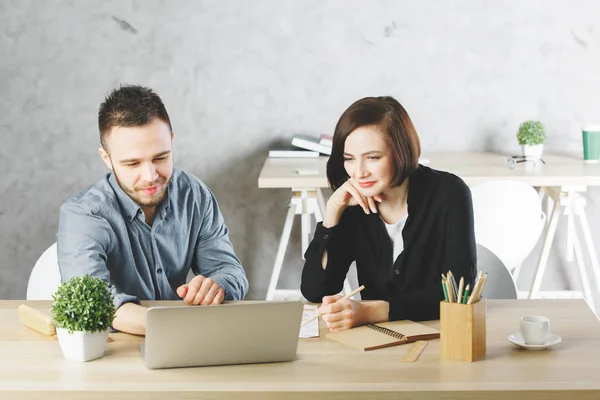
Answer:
[300, 96, 476, 331]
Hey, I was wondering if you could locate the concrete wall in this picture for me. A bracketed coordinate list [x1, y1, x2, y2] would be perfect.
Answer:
[1, 0, 599, 304]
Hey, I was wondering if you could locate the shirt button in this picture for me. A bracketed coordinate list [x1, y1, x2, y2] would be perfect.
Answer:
[395, 270, 400, 275]
[157, 268, 163, 274]
[324, 234, 329, 239]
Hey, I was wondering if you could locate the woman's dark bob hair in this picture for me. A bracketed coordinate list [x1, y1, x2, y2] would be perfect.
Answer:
[327, 96, 421, 191]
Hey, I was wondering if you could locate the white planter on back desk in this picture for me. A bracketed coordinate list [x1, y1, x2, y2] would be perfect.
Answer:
[522, 144, 544, 159]
[56, 328, 109, 362]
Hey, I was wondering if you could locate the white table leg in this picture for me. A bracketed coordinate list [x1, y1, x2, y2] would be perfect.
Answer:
[528, 189, 562, 299]
[266, 199, 298, 301]
[576, 195, 600, 313]
[567, 194, 575, 262]
[316, 188, 327, 218]
[571, 218, 595, 314]
[528, 187, 599, 315]
[268, 188, 356, 300]
[512, 261, 524, 287]
[312, 196, 324, 223]
[300, 190, 311, 258]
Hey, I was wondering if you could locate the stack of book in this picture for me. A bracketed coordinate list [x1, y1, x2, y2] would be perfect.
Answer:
[269, 134, 332, 158]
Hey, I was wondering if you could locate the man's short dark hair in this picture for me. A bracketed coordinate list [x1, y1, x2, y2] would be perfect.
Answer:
[98, 85, 172, 150]
[327, 96, 421, 190]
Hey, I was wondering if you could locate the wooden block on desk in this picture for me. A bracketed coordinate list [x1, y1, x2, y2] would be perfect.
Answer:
[17, 304, 56, 337]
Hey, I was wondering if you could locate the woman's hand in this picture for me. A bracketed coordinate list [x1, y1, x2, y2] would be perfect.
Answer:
[318, 296, 391, 331]
[318, 295, 366, 331]
[323, 179, 385, 227]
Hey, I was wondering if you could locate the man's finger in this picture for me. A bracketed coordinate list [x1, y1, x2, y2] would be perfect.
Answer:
[201, 283, 221, 305]
[185, 276, 204, 303]
[193, 278, 215, 305]
[212, 288, 225, 305]
[177, 285, 188, 298]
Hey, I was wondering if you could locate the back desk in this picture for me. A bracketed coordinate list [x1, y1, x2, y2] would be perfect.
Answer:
[1, 299, 600, 399]
[258, 152, 600, 188]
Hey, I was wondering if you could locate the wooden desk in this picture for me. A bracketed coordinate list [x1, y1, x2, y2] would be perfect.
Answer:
[2, 299, 600, 399]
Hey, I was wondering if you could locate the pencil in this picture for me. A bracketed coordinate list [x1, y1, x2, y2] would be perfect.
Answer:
[445, 277, 454, 303]
[301, 285, 366, 327]
[462, 284, 470, 304]
[475, 273, 488, 302]
[456, 277, 464, 304]
[467, 273, 484, 304]
[442, 277, 449, 302]
[447, 271, 458, 299]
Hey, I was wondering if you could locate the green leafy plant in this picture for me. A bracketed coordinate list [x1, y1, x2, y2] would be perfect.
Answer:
[517, 120, 547, 145]
[51, 276, 116, 334]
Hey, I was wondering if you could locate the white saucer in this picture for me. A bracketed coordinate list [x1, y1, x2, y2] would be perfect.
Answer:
[508, 332, 562, 350]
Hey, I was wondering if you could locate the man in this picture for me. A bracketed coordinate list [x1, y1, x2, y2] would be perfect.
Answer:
[57, 85, 248, 335]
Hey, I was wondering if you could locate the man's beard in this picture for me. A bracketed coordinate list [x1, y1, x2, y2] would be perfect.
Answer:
[113, 170, 169, 208]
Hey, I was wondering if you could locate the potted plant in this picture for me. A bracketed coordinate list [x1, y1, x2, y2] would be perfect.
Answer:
[517, 120, 547, 159]
[51, 275, 116, 362]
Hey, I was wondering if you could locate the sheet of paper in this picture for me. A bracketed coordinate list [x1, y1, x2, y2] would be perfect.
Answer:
[299, 305, 319, 338]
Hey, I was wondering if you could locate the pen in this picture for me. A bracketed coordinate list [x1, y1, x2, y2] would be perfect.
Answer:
[301, 285, 366, 327]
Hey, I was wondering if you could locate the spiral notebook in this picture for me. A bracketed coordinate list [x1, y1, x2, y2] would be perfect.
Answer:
[326, 320, 440, 351]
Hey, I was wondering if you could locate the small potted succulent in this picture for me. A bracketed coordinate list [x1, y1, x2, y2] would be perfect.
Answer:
[517, 120, 547, 159]
[51, 275, 116, 362]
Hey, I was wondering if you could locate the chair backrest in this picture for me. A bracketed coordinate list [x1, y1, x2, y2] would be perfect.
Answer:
[477, 244, 518, 299]
[470, 180, 546, 271]
[26, 243, 62, 300]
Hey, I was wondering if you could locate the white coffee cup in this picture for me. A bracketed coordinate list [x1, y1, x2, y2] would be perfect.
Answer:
[520, 316, 549, 345]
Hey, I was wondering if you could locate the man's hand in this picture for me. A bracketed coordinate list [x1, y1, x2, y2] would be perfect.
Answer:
[176, 275, 225, 305]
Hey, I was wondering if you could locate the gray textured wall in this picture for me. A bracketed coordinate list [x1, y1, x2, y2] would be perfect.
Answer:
[1, 1, 599, 303]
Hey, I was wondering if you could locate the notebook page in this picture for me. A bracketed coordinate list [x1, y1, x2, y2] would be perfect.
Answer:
[299, 305, 319, 338]
[326, 320, 439, 351]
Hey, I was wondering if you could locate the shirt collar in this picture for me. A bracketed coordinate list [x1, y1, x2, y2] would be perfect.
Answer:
[108, 173, 172, 223]
[157, 187, 171, 219]
[108, 173, 140, 222]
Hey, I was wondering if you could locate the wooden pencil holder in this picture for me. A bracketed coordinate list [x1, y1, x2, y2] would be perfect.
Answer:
[440, 299, 486, 362]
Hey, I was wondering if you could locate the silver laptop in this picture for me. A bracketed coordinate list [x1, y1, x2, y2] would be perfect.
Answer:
[141, 301, 303, 369]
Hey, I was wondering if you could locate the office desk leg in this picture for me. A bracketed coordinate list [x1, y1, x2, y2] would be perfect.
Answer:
[528, 188, 561, 298]
[266, 189, 354, 301]
[266, 199, 298, 301]
[529, 187, 599, 316]
[316, 188, 327, 218]
[576, 195, 600, 303]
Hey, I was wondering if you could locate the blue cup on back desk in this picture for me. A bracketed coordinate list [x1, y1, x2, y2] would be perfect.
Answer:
[582, 125, 600, 163]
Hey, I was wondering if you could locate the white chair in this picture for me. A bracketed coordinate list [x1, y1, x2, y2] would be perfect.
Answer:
[26, 243, 62, 300]
[477, 244, 518, 299]
[470, 180, 546, 288]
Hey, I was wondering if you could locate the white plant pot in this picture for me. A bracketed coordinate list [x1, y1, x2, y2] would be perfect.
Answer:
[56, 328, 109, 362]
[521, 144, 544, 159]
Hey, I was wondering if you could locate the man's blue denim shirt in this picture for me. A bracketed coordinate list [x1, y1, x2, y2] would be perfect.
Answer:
[57, 169, 248, 310]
